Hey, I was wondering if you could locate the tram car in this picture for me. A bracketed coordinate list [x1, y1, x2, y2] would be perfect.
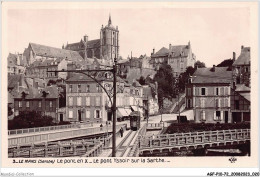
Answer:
[129, 111, 141, 131]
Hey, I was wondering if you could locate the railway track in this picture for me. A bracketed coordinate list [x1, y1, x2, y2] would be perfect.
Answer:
[107, 130, 138, 157]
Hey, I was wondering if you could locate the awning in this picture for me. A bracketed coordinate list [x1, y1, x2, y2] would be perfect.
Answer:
[124, 108, 132, 115]
[131, 106, 139, 112]
[117, 108, 128, 117]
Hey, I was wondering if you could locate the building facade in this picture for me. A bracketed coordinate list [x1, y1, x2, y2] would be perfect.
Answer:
[13, 86, 59, 122]
[187, 66, 232, 123]
[151, 42, 196, 77]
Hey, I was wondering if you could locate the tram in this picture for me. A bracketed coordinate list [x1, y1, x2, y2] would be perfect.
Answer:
[129, 111, 141, 131]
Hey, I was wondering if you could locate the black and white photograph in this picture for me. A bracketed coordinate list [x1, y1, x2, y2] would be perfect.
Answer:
[1, 1, 259, 176]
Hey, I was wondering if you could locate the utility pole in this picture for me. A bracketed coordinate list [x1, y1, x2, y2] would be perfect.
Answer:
[112, 58, 117, 157]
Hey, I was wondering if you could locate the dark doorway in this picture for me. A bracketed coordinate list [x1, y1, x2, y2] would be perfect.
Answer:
[188, 99, 191, 108]
[232, 112, 241, 123]
[107, 111, 112, 121]
[60, 114, 63, 122]
[224, 111, 228, 123]
[78, 110, 82, 122]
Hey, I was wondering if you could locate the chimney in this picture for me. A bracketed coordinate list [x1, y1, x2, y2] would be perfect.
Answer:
[169, 43, 172, 50]
[233, 52, 236, 61]
[84, 35, 88, 43]
[153, 48, 155, 54]
[62, 44, 64, 49]
[211, 65, 216, 72]
[241, 45, 244, 50]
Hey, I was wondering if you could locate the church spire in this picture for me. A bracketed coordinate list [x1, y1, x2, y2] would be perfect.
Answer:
[108, 13, 112, 25]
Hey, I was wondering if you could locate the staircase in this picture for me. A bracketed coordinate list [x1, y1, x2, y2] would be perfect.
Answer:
[168, 93, 186, 114]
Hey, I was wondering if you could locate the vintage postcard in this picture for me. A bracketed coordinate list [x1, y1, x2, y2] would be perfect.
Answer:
[1, 1, 259, 176]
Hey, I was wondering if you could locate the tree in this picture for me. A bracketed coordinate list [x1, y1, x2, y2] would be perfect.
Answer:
[138, 76, 146, 85]
[195, 60, 206, 68]
[47, 79, 56, 86]
[8, 111, 55, 130]
[154, 64, 175, 109]
[178, 66, 196, 92]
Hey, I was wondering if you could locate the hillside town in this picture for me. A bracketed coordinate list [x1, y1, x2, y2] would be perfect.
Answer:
[7, 15, 251, 157]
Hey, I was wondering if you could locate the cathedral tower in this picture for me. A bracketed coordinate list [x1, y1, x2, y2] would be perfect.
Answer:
[100, 14, 119, 62]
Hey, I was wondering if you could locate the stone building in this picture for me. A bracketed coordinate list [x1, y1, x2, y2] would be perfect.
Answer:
[13, 86, 59, 122]
[186, 66, 232, 123]
[232, 45, 250, 87]
[151, 41, 196, 77]
[24, 43, 83, 80]
[7, 53, 26, 75]
[64, 15, 119, 64]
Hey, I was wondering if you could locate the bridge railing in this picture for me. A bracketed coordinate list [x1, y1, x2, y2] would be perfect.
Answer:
[8, 135, 111, 158]
[8, 123, 98, 136]
[8, 124, 126, 147]
[139, 129, 250, 149]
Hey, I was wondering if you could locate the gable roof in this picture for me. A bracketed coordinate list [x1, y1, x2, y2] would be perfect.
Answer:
[14, 85, 58, 99]
[66, 39, 100, 49]
[7, 53, 17, 66]
[192, 67, 232, 84]
[8, 74, 23, 89]
[169, 45, 190, 58]
[29, 43, 83, 62]
[152, 47, 169, 57]
[233, 47, 250, 66]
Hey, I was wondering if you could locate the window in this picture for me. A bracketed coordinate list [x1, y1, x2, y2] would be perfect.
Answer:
[225, 98, 229, 107]
[96, 84, 101, 92]
[180, 63, 184, 71]
[86, 97, 90, 106]
[86, 85, 90, 92]
[95, 110, 101, 118]
[19, 101, 22, 108]
[85, 110, 90, 118]
[215, 99, 219, 107]
[235, 100, 239, 109]
[26, 101, 29, 108]
[200, 99, 205, 108]
[69, 110, 73, 118]
[69, 97, 73, 106]
[201, 111, 206, 120]
[216, 111, 221, 120]
[95, 97, 100, 106]
[39, 101, 42, 108]
[50, 101, 53, 107]
[77, 97, 82, 106]
[215, 87, 219, 95]
[78, 85, 81, 93]
[201, 88, 206, 95]
[15, 110, 19, 116]
[69, 85, 72, 93]
[187, 88, 191, 96]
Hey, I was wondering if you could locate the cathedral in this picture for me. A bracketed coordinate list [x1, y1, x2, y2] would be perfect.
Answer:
[63, 15, 119, 63]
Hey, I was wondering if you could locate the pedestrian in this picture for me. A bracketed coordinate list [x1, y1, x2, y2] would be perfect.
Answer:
[100, 124, 103, 131]
[120, 127, 123, 137]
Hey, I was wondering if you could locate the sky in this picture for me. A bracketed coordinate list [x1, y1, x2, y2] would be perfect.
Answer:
[7, 7, 250, 67]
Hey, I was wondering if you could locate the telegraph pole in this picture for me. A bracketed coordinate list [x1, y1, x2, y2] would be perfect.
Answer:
[112, 58, 117, 157]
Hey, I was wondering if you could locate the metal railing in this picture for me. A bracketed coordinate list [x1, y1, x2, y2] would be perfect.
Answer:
[8, 123, 93, 136]
[139, 129, 250, 150]
[8, 124, 127, 147]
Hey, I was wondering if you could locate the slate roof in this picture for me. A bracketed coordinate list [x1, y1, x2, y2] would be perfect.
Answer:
[29, 43, 83, 61]
[152, 47, 169, 57]
[239, 92, 250, 102]
[192, 67, 232, 84]
[233, 47, 250, 66]
[8, 74, 23, 89]
[66, 72, 124, 83]
[66, 39, 100, 49]
[169, 45, 190, 58]
[235, 84, 250, 92]
[14, 85, 58, 99]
